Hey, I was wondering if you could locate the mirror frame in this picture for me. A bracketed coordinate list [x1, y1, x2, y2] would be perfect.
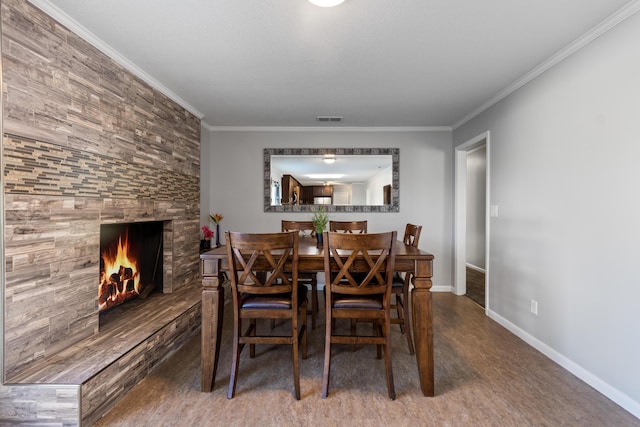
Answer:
[264, 148, 399, 213]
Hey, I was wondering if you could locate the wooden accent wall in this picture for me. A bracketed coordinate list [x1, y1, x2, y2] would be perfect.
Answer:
[1, 0, 201, 379]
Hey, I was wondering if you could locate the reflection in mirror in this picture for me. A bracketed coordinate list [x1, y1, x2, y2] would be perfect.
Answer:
[264, 148, 399, 213]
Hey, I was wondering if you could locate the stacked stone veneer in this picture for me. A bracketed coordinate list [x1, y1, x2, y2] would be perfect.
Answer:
[1, 0, 201, 383]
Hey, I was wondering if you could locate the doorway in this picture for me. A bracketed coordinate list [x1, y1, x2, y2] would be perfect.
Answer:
[454, 132, 490, 310]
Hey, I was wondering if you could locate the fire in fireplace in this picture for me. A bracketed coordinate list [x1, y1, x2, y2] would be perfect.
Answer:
[99, 221, 164, 312]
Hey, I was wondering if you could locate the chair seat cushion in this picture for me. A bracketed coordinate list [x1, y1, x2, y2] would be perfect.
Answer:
[332, 294, 383, 310]
[392, 274, 405, 289]
[241, 285, 307, 310]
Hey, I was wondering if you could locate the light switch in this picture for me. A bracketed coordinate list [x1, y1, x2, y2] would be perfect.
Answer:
[490, 205, 499, 218]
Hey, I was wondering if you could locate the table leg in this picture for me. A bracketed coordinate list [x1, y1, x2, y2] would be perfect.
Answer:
[411, 259, 434, 396]
[201, 274, 224, 392]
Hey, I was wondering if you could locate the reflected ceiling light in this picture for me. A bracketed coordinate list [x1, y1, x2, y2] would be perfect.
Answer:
[323, 155, 336, 164]
[307, 174, 345, 179]
[308, 0, 345, 7]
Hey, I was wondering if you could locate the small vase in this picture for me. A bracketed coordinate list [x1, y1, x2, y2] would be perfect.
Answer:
[316, 232, 323, 248]
[201, 239, 211, 250]
[215, 224, 221, 247]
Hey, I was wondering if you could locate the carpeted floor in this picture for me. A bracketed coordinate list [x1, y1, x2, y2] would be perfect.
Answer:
[465, 266, 485, 307]
[92, 292, 639, 427]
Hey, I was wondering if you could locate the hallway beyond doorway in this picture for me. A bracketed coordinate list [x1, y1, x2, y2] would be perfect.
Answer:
[465, 266, 485, 307]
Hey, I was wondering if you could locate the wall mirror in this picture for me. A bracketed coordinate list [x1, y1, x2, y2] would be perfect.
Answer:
[264, 148, 399, 213]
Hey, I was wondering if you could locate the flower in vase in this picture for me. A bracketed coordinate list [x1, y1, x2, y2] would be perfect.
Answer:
[202, 225, 214, 240]
[209, 213, 224, 224]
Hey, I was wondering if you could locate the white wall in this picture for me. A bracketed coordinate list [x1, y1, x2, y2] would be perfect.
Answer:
[351, 182, 366, 205]
[366, 166, 392, 205]
[465, 146, 486, 269]
[454, 11, 640, 417]
[201, 129, 453, 289]
[332, 184, 351, 205]
[199, 123, 211, 238]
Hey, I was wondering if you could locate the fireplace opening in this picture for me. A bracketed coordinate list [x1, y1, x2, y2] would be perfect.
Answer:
[99, 221, 164, 313]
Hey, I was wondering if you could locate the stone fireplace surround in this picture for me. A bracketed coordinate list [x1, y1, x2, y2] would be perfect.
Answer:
[2, 193, 203, 425]
[1, 0, 203, 424]
[3, 189, 201, 380]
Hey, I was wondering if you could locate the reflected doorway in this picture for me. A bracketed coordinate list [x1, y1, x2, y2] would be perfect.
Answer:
[383, 184, 391, 204]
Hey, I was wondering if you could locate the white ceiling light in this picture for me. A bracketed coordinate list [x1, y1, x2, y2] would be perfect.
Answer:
[307, 174, 345, 179]
[308, 0, 345, 7]
[323, 155, 336, 164]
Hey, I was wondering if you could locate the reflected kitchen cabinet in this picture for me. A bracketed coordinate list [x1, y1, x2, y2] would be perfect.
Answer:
[313, 185, 333, 197]
[281, 174, 301, 205]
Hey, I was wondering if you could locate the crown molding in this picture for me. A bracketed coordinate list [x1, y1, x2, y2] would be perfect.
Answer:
[28, 0, 205, 120]
[202, 125, 451, 133]
[453, 0, 640, 130]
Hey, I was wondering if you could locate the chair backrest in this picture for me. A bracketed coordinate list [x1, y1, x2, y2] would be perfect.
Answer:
[329, 220, 367, 234]
[403, 223, 422, 248]
[281, 220, 316, 237]
[323, 231, 397, 296]
[225, 231, 299, 297]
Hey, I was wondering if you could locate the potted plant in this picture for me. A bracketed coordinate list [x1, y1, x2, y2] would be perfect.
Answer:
[312, 206, 329, 247]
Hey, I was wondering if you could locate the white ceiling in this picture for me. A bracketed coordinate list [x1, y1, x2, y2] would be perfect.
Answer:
[33, 0, 636, 129]
[273, 155, 391, 186]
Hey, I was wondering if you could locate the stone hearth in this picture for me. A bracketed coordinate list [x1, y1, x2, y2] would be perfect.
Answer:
[6, 285, 201, 426]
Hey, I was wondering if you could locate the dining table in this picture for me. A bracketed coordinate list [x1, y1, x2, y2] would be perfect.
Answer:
[199, 235, 435, 396]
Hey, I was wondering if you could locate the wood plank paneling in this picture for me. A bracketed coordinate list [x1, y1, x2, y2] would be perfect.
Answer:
[1, 0, 200, 176]
[0, 384, 80, 426]
[0, 0, 203, 423]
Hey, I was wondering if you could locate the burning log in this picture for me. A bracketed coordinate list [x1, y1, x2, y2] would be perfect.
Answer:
[99, 264, 141, 311]
[111, 272, 123, 293]
[99, 282, 111, 305]
[123, 266, 135, 292]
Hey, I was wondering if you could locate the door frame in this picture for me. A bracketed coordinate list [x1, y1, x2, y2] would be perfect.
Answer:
[454, 131, 490, 310]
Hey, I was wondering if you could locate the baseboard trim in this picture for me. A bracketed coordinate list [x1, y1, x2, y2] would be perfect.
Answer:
[313, 283, 454, 293]
[431, 285, 454, 292]
[487, 308, 640, 420]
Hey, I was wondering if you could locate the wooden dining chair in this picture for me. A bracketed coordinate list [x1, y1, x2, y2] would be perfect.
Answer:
[329, 220, 368, 347]
[329, 220, 368, 234]
[281, 220, 319, 329]
[391, 223, 422, 355]
[322, 230, 398, 400]
[225, 231, 308, 400]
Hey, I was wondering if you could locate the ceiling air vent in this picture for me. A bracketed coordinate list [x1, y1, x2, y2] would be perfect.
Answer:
[316, 116, 343, 123]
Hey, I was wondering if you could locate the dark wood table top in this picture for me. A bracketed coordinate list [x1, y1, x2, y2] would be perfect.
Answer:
[200, 236, 433, 263]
